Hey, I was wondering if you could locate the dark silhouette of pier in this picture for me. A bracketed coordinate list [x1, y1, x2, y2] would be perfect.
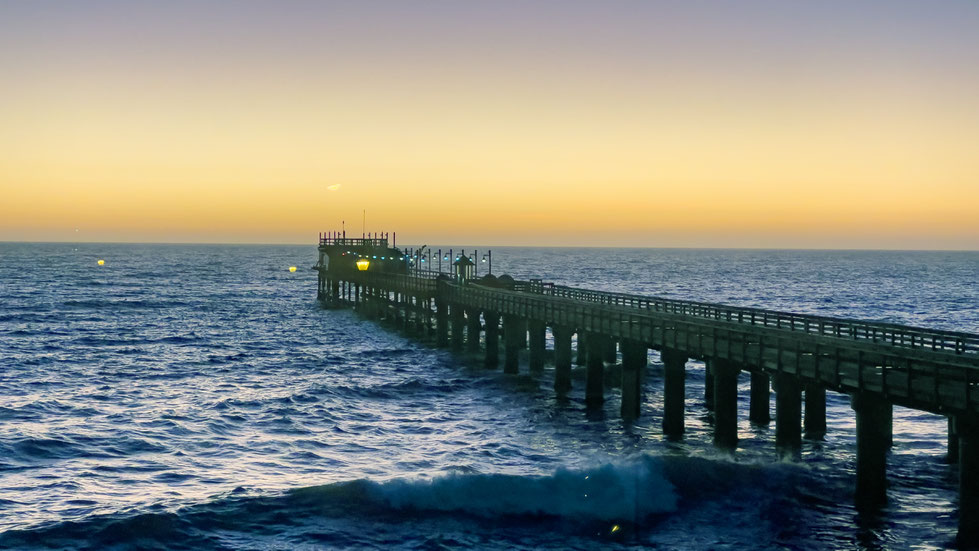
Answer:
[315, 232, 979, 547]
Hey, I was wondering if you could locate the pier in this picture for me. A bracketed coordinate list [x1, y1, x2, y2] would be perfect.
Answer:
[315, 233, 979, 546]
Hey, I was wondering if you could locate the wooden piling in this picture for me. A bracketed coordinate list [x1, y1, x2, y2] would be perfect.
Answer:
[948, 416, 960, 464]
[750, 372, 771, 425]
[620, 339, 645, 419]
[713, 358, 739, 449]
[483, 311, 500, 369]
[661, 348, 686, 439]
[528, 320, 546, 373]
[852, 392, 890, 509]
[450, 303, 465, 352]
[503, 315, 525, 374]
[704, 360, 715, 411]
[553, 325, 573, 393]
[576, 331, 588, 366]
[466, 307, 481, 353]
[957, 416, 979, 548]
[775, 373, 801, 459]
[435, 299, 448, 348]
[586, 332, 605, 407]
[804, 383, 827, 439]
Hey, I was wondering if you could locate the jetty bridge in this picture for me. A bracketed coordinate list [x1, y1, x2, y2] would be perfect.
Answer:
[314, 232, 979, 546]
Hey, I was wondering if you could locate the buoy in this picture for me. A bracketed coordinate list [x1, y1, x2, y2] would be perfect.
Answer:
[289, 266, 297, 272]
[97, 259, 105, 266]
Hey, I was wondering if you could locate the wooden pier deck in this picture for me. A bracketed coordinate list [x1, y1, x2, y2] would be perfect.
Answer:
[314, 234, 979, 546]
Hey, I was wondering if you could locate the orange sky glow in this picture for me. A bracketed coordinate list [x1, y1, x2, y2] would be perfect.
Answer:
[1, 2, 977, 249]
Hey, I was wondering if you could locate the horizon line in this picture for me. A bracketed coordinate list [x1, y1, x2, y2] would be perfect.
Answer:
[2, 239, 977, 253]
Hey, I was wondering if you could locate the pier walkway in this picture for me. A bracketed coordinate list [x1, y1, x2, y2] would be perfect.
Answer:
[314, 234, 979, 546]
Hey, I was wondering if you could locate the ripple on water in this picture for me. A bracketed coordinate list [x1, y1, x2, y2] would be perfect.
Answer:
[0, 244, 974, 548]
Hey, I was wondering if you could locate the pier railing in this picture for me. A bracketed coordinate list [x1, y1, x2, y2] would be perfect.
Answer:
[319, 235, 389, 248]
[336, 269, 978, 356]
[515, 283, 978, 356]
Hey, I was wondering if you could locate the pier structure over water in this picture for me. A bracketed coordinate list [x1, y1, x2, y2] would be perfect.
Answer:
[314, 234, 979, 546]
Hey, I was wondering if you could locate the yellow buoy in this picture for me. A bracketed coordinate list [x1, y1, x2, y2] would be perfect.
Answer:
[289, 266, 297, 272]
[97, 259, 105, 266]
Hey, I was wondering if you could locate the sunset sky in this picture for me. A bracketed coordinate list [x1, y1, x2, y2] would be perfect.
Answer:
[2, 1, 977, 249]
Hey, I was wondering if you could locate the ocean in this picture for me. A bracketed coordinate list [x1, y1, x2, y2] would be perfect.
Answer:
[1, 243, 977, 550]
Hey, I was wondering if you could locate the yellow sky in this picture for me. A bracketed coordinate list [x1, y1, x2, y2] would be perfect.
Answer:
[2, 2, 977, 249]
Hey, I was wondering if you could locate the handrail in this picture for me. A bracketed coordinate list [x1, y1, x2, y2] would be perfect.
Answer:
[336, 270, 978, 355]
[522, 282, 977, 355]
[319, 236, 389, 247]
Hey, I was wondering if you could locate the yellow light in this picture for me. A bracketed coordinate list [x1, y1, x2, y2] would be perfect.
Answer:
[610, 525, 620, 534]
[97, 259, 105, 266]
[289, 266, 297, 272]
[356, 259, 370, 271]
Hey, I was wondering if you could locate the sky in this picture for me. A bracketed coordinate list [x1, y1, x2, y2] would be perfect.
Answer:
[1, 1, 977, 249]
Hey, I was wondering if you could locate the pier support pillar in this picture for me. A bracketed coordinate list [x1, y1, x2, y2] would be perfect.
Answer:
[957, 416, 979, 548]
[528, 321, 546, 373]
[585, 332, 605, 408]
[483, 311, 500, 369]
[775, 373, 802, 459]
[503, 315, 525, 374]
[750, 372, 771, 425]
[603, 337, 617, 364]
[450, 304, 465, 352]
[576, 332, 588, 366]
[466, 308, 481, 354]
[948, 416, 960, 464]
[553, 326, 573, 393]
[620, 339, 646, 420]
[704, 360, 715, 411]
[851, 393, 890, 510]
[661, 348, 686, 439]
[403, 296, 414, 334]
[883, 402, 893, 448]
[713, 359, 739, 450]
[435, 300, 448, 348]
[804, 383, 827, 439]
[414, 297, 427, 335]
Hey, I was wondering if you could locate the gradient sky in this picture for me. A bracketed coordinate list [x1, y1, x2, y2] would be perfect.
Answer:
[2, 1, 977, 248]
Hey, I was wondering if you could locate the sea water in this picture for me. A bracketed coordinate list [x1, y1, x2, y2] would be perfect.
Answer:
[1, 243, 977, 550]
